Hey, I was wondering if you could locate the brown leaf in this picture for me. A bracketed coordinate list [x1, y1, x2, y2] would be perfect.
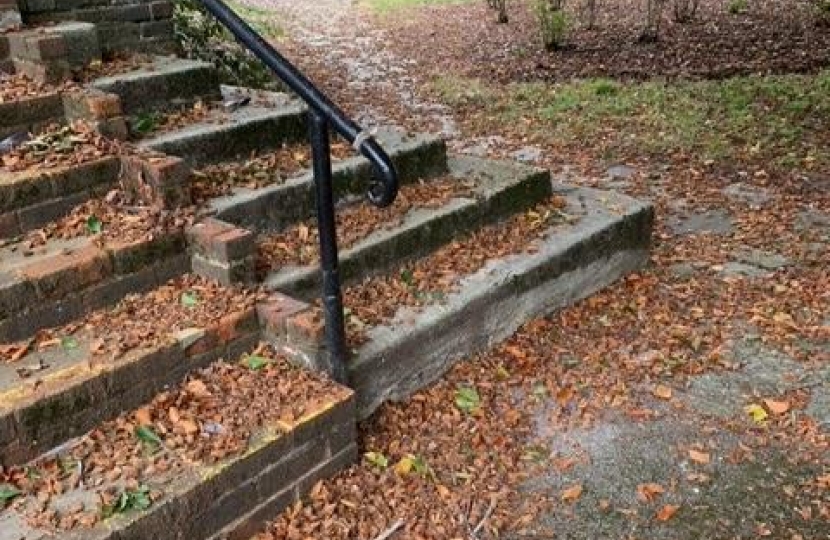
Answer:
[763, 399, 790, 415]
[652, 385, 673, 400]
[655, 504, 680, 521]
[561, 484, 583, 503]
[636, 483, 665, 502]
[185, 379, 211, 398]
[689, 449, 711, 465]
[177, 418, 199, 435]
[134, 407, 153, 426]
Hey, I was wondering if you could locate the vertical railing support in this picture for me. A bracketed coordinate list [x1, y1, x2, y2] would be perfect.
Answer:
[309, 110, 348, 384]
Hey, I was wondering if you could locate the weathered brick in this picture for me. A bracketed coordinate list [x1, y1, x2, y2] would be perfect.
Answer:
[107, 231, 185, 275]
[81, 262, 159, 312]
[215, 307, 258, 344]
[16, 191, 88, 232]
[50, 156, 120, 197]
[184, 326, 219, 358]
[0, 271, 33, 320]
[64, 89, 114, 119]
[19, 244, 112, 299]
[13, 57, 71, 84]
[14, 372, 108, 455]
[90, 115, 128, 140]
[286, 309, 325, 347]
[148, 0, 172, 20]
[286, 393, 355, 450]
[120, 154, 191, 208]
[188, 219, 254, 263]
[0, 210, 20, 238]
[0, 295, 82, 342]
[191, 254, 254, 285]
[139, 19, 172, 39]
[256, 293, 310, 337]
[0, 170, 53, 213]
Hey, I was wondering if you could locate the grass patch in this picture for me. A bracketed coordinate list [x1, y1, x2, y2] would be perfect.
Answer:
[229, 0, 285, 39]
[432, 71, 830, 169]
[363, 0, 474, 14]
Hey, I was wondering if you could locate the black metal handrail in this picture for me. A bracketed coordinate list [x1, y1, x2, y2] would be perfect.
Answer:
[197, 0, 399, 383]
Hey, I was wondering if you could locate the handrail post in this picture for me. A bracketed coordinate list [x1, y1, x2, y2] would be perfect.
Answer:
[309, 110, 348, 384]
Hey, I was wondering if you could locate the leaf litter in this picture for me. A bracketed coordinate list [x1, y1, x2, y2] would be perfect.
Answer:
[0, 345, 344, 532]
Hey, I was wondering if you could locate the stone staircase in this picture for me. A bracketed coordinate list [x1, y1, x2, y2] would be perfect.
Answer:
[0, 1, 654, 538]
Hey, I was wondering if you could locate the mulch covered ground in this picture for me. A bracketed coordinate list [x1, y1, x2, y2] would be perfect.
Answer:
[381, 0, 830, 83]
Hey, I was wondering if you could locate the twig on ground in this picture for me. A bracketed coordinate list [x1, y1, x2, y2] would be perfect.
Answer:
[371, 518, 405, 540]
[471, 498, 498, 539]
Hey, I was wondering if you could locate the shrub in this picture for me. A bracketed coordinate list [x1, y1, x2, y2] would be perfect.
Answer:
[536, 0, 569, 50]
[727, 0, 748, 15]
[174, 0, 276, 89]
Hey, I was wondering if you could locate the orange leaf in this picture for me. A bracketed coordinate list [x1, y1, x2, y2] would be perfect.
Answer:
[655, 504, 680, 521]
[177, 418, 199, 435]
[185, 379, 211, 398]
[763, 399, 790, 415]
[689, 449, 711, 465]
[652, 385, 673, 400]
[561, 484, 583, 503]
[636, 483, 665, 502]
[134, 407, 153, 426]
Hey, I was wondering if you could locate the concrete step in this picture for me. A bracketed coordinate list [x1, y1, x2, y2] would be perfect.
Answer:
[208, 128, 449, 230]
[338, 185, 654, 417]
[90, 56, 222, 116]
[0, 345, 356, 540]
[138, 90, 308, 167]
[262, 155, 552, 299]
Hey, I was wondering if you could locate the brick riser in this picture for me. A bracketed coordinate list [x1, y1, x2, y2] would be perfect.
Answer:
[18, 0, 177, 56]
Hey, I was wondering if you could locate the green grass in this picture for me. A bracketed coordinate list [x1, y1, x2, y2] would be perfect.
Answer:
[229, 0, 284, 38]
[363, 0, 474, 14]
[431, 71, 830, 168]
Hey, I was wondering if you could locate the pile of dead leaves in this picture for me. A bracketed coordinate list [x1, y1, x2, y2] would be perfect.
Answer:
[342, 196, 569, 344]
[191, 140, 352, 203]
[129, 100, 220, 140]
[0, 73, 76, 102]
[26, 275, 264, 360]
[26, 188, 195, 248]
[256, 176, 475, 274]
[258, 344, 552, 540]
[75, 53, 155, 83]
[0, 122, 120, 173]
[3, 345, 343, 532]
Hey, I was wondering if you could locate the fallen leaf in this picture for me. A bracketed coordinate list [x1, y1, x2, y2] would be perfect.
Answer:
[652, 385, 673, 400]
[177, 418, 199, 435]
[134, 407, 153, 426]
[655, 504, 680, 521]
[763, 399, 790, 415]
[745, 403, 769, 423]
[688, 449, 711, 465]
[561, 484, 583, 503]
[637, 482, 665, 502]
[185, 379, 211, 398]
